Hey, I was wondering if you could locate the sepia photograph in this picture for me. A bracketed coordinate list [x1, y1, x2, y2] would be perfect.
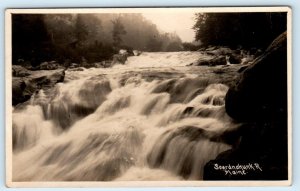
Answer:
[5, 7, 292, 187]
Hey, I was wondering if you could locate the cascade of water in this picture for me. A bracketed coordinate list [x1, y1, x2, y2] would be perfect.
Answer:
[12, 51, 238, 181]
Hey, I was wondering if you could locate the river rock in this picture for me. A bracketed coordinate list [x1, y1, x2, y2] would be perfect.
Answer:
[228, 53, 242, 64]
[38, 61, 60, 70]
[203, 31, 288, 180]
[67, 67, 85, 72]
[206, 47, 233, 56]
[112, 54, 128, 65]
[225, 31, 287, 122]
[193, 56, 227, 66]
[133, 50, 142, 56]
[12, 65, 31, 77]
[119, 49, 134, 56]
[12, 78, 29, 105]
[12, 69, 65, 106]
[206, 46, 218, 51]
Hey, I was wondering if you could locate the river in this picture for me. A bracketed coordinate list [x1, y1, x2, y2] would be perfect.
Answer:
[12, 51, 243, 181]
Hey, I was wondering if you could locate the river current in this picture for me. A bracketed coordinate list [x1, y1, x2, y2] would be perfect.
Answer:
[12, 51, 240, 181]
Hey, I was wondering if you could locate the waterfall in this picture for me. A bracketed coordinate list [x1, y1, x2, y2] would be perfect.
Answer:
[12, 51, 239, 181]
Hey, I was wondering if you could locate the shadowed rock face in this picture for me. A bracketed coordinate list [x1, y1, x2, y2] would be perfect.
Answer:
[225, 31, 287, 122]
[112, 53, 128, 65]
[204, 32, 288, 180]
[12, 69, 65, 106]
[228, 53, 242, 64]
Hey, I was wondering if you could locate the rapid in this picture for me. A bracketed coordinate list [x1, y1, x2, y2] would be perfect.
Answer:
[12, 51, 240, 181]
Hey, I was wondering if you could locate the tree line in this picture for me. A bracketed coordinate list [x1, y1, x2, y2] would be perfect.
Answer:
[12, 12, 287, 67]
[192, 12, 287, 49]
[12, 13, 183, 66]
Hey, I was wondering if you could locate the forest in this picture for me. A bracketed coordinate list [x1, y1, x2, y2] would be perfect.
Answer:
[12, 13, 183, 66]
[12, 12, 287, 67]
[193, 12, 287, 49]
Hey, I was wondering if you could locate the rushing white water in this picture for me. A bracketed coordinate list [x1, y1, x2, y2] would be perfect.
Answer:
[126, 51, 206, 68]
[12, 51, 239, 181]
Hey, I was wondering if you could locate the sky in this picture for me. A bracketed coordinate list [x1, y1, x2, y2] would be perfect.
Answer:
[142, 12, 197, 42]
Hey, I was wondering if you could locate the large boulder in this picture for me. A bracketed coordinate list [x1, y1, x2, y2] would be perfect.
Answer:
[12, 69, 65, 106]
[225, 31, 287, 122]
[12, 78, 30, 105]
[112, 54, 128, 65]
[203, 31, 288, 180]
[228, 53, 242, 64]
[206, 47, 233, 55]
[12, 65, 31, 77]
[192, 56, 227, 66]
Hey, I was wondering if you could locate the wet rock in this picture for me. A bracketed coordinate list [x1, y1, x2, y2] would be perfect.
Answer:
[194, 56, 227, 66]
[12, 65, 31, 77]
[94, 62, 105, 68]
[206, 46, 218, 51]
[69, 63, 79, 69]
[67, 67, 85, 72]
[204, 31, 288, 180]
[12, 78, 30, 105]
[133, 50, 142, 56]
[237, 65, 248, 73]
[194, 46, 254, 67]
[197, 47, 206, 51]
[206, 47, 233, 56]
[39, 61, 60, 70]
[213, 68, 225, 74]
[228, 53, 242, 64]
[12, 69, 65, 106]
[112, 54, 128, 65]
[120, 49, 134, 56]
[225, 31, 287, 122]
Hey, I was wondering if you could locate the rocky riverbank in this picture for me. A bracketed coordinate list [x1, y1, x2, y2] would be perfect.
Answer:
[12, 66, 65, 106]
[11, 49, 142, 106]
[188, 46, 255, 67]
[203, 31, 288, 180]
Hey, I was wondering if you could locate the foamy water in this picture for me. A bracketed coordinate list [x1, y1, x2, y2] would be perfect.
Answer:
[12, 52, 238, 181]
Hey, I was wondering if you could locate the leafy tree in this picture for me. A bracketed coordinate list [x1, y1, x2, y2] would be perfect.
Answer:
[12, 14, 54, 66]
[111, 17, 127, 48]
[44, 14, 75, 45]
[193, 12, 287, 49]
[146, 36, 162, 52]
[12, 13, 186, 67]
[163, 32, 183, 52]
[182, 42, 200, 51]
[74, 15, 89, 45]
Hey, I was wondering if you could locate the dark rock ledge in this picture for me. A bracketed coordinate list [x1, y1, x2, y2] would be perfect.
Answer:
[12, 66, 65, 106]
[204, 31, 288, 180]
